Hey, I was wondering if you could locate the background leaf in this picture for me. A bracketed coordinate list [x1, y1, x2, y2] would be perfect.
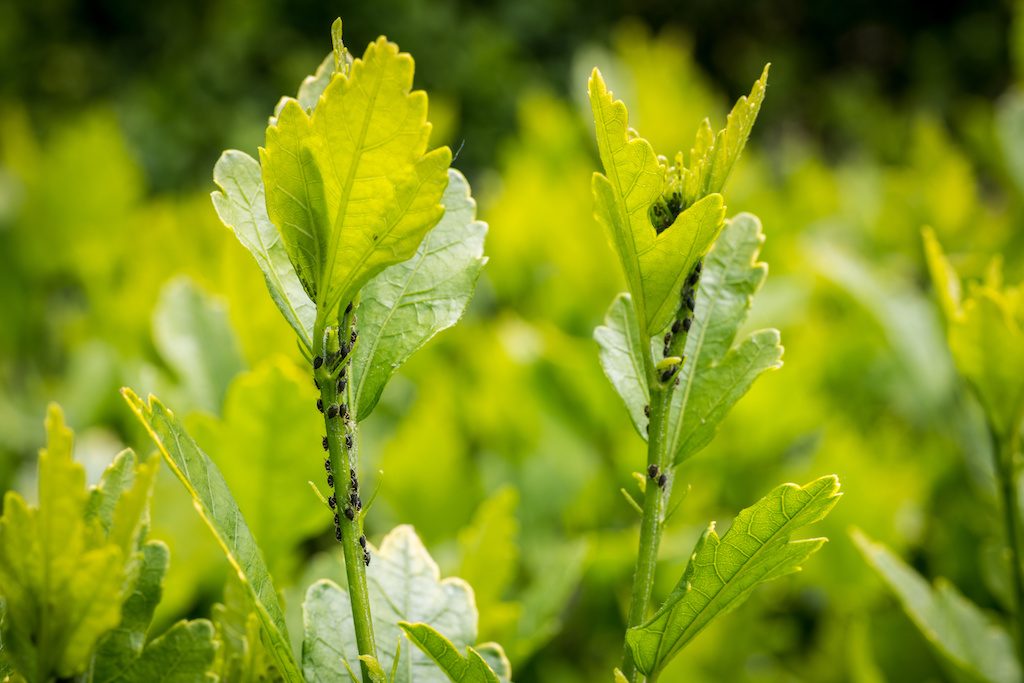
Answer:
[352, 168, 487, 420]
[853, 529, 1022, 683]
[119, 619, 217, 683]
[397, 622, 502, 683]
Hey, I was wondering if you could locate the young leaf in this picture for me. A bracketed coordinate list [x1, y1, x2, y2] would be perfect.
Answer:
[705, 64, 769, 195]
[351, 168, 487, 419]
[212, 575, 283, 682]
[0, 405, 127, 681]
[853, 529, 1021, 683]
[118, 619, 217, 682]
[589, 68, 732, 334]
[121, 390, 303, 682]
[152, 277, 246, 413]
[211, 149, 316, 347]
[261, 36, 452, 314]
[91, 541, 170, 682]
[302, 525, 511, 683]
[397, 622, 502, 683]
[626, 475, 841, 677]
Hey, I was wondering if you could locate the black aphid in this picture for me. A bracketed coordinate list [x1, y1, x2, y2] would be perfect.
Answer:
[333, 513, 340, 526]
[350, 468, 357, 483]
[657, 473, 667, 488]
[317, 398, 324, 413]
[327, 474, 334, 487]
[684, 293, 695, 311]
[322, 436, 329, 451]
[643, 404, 650, 417]
[340, 403, 350, 420]
[660, 369, 674, 383]
[695, 261, 702, 274]
[663, 332, 672, 345]
[359, 535, 366, 548]
[313, 355, 324, 370]
[682, 317, 692, 332]
[686, 269, 700, 287]
[647, 464, 659, 479]
[345, 433, 353, 449]
[363, 550, 371, 566]
[344, 507, 355, 521]
[335, 527, 343, 541]
[326, 404, 340, 418]
[337, 377, 347, 393]
[671, 319, 682, 334]
[328, 495, 336, 509]
[314, 378, 320, 390]
[324, 458, 331, 473]
[345, 301, 353, 315]
[350, 329, 358, 344]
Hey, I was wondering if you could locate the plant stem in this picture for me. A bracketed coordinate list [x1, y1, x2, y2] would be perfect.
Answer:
[994, 420, 1024, 668]
[621, 383, 672, 682]
[315, 307, 376, 683]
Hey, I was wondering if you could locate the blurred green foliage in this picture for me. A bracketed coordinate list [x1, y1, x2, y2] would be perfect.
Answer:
[3, 2, 1024, 681]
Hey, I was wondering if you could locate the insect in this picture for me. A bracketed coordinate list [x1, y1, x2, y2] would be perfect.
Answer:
[341, 404, 350, 420]
[327, 474, 334, 487]
[644, 404, 650, 418]
[663, 331, 673, 346]
[314, 378, 320, 390]
[683, 293, 695, 311]
[660, 368, 674, 383]
[350, 329, 358, 344]
[337, 377, 347, 393]
[328, 495, 336, 509]
[345, 301, 353, 315]
[647, 464, 659, 479]
[350, 492, 362, 510]
[657, 473, 667, 488]
[335, 527, 343, 541]
[345, 433, 353, 449]
[359, 535, 367, 548]
[671, 319, 682, 334]
[334, 513, 340, 526]
[363, 550, 371, 566]
[322, 436, 329, 451]
[682, 317, 692, 332]
[324, 458, 331, 473]
[344, 507, 355, 521]
[326, 404, 340, 418]
[317, 398, 324, 413]
[686, 269, 700, 287]
[313, 355, 324, 370]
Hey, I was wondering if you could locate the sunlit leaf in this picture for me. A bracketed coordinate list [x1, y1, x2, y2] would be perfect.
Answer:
[398, 622, 502, 683]
[302, 525, 510, 683]
[594, 293, 651, 437]
[352, 168, 487, 419]
[626, 475, 840, 676]
[853, 529, 1021, 683]
[121, 390, 302, 681]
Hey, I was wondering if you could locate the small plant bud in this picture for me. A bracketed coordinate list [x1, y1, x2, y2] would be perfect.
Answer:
[344, 507, 355, 521]
[328, 495, 336, 509]
[313, 355, 324, 370]
[647, 464, 659, 479]
[326, 404, 340, 418]
[657, 473, 667, 488]
[322, 436, 329, 451]
[359, 535, 367, 548]
[317, 398, 324, 413]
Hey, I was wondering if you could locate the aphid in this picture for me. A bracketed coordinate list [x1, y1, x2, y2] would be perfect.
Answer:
[363, 550, 371, 566]
[335, 527, 343, 541]
[350, 492, 361, 510]
[313, 355, 324, 370]
[345, 301, 354, 315]
[686, 269, 700, 287]
[333, 513, 340, 526]
[327, 474, 334, 487]
[345, 433, 353, 449]
[647, 464, 659, 479]
[324, 458, 331, 473]
[643, 404, 650, 417]
[350, 329, 358, 344]
[314, 378, 320, 390]
[328, 495, 336, 509]
[344, 506, 355, 521]
[657, 473, 667, 488]
[663, 342, 671, 356]
[663, 331, 672, 346]
[671, 319, 682, 334]
[358, 535, 366, 548]
[660, 368, 674, 383]
[340, 342, 350, 357]
[682, 317, 692, 332]
[340, 404, 350, 420]
[317, 398, 324, 413]
[695, 261, 702, 274]
[337, 377, 347, 393]
[322, 436, 329, 451]
[349, 468, 357, 483]
[326, 404, 340, 418]
[684, 293, 695, 311]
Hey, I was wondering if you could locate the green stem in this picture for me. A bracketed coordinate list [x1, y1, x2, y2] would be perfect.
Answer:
[994, 421, 1024, 668]
[315, 307, 376, 683]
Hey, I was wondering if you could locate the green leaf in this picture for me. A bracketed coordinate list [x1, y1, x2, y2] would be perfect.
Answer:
[589, 68, 729, 334]
[85, 448, 141, 534]
[456, 488, 519, 637]
[152, 277, 246, 413]
[397, 623, 502, 683]
[853, 529, 1021, 683]
[301, 525, 510, 683]
[705, 64, 769, 195]
[261, 35, 451, 314]
[91, 541, 170, 682]
[187, 359, 330, 580]
[923, 229, 1024, 436]
[626, 475, 840, 676]
[120, 620, 217, 683]
[211, 575, 284, 682]
[352, 168, 487, 419]
[121, 390, 302, 682]
[0, 404, 128, 681]
[211, 149, 316, 347]
[668, 213, 781, 463]
[594, 293, 652, 437]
